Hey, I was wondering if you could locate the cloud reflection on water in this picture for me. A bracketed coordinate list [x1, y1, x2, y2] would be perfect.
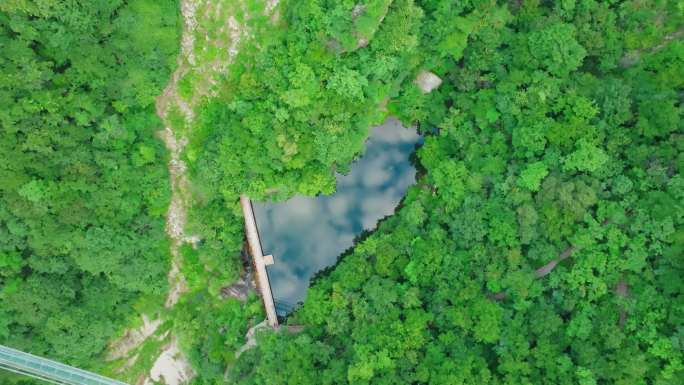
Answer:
[253, 118, 421, 312]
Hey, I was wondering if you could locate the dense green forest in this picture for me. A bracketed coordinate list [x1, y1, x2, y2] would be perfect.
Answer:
[184, 0, 684, 384]
[1, 0, 683, 384]
[0, 0, 180, 375]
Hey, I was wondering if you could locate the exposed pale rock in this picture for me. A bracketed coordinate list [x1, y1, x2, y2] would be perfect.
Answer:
[415, 70, 443, 94]
[107, 315, 162, 362]
[145, 339, 194, 385]
[235, 320, 270, 358]
[221, 276, 254, 302]
[352, 4, 365, 18]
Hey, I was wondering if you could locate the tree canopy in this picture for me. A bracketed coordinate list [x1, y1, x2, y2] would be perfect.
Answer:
[2, 0, 683, 384]
[216, 1, 684, 384]
[0, 0, 180, 372]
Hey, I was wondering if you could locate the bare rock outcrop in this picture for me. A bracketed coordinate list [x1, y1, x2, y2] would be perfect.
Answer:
[221, 276, 255, 302]
[415, 70, 443, 94]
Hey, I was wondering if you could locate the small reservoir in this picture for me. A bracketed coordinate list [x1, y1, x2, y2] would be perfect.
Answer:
[253, 118, 421, 314]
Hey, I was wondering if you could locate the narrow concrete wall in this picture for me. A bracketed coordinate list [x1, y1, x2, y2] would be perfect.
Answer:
[240, 195, 279, 328]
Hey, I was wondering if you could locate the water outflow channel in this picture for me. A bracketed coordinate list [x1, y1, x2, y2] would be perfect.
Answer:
[253, 118, 421, 315]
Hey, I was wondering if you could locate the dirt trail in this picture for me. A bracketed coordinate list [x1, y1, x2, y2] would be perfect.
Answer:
[138, 0, 215, 382]
[620, 29, 683, 67]
[108, 0, 281, 382]
[157, 0, 255, 309]
[142, 0, 263, 383]
[143, 338, 195, 385]
[106, 0, 198, 371]
[107, 315, 162, 363]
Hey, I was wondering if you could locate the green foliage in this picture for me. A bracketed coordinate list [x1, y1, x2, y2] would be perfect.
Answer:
[4, 0, 681, 382]
[527, 23, 587, 76]
[518, 161, 549, 191]
[175, 290, 263, 382]
[222, 1, 684, 384]
[0, 0, 179, 372]
[187, 0, 425, 203]
[562, 138, 609, 173]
